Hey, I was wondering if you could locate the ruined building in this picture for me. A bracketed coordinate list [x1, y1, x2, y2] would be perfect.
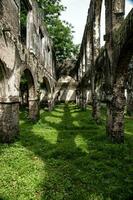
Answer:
[56, 59, 78, 102]
[77, 0, 133, 143]
[0, 0, 133, 144]
[0, 0, 56, 142]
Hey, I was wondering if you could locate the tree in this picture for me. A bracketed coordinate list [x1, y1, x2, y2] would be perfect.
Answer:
[37, 0, 79, 61]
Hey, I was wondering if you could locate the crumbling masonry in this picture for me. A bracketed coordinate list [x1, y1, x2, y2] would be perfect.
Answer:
[0, 0, 56, 142]
[0, 0, 133, 143]
[77, 0, 133, 143]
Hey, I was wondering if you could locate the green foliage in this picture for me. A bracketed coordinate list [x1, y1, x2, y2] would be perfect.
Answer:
[0, 104, 133, 200]
[37, 0, 79, 61]
[37, 0, 65, 21]
[20, 1, 28, 42]
[20, 0, 79, 60]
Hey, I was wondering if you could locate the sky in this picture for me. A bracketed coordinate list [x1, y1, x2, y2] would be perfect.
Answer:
[60, 0, 133, 45]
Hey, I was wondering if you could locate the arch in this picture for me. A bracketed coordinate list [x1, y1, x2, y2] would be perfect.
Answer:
[57, 75, 77, 102]
[117, 39, 133, 78]
[20, 68, 36, 104]
[42, 76, 52, 94]
[40, 76, 52, 109]
[20, 68, 39, 121]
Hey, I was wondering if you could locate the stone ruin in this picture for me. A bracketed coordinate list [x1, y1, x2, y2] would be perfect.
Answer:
[0, 0, 133, 143]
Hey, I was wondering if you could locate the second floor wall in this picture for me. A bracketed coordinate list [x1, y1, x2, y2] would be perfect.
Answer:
[0, 0, 56, 78]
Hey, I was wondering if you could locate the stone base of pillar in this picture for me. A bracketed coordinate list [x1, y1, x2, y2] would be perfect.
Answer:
[48, 101, 52, 112]
[76, 100, 80, 107]
[29, 100, 39, 121]
[48, 99, 54, 112]
[106, 108, 124, 143]
[106, 81, 125, 143]
[0, 102, 19, 143]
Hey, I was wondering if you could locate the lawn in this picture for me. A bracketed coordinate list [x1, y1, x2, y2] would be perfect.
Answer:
[0, 103, 133, 200]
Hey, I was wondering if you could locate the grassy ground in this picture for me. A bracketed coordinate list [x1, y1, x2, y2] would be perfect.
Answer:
[0, 103, 133, 200]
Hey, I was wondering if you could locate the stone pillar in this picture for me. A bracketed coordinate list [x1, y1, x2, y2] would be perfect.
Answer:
[48, 99, 53, 112]
[81, 89, 87, 110]
[50, 98, 55, 111]
[76, 89, 80, 106]
[106, 101, 113, 136]
[79, 90, 83, 108]
[107, 76, 125, 143]
[92, 93, 101, 123]
[0, 102, 19, 143]
[91, 75, 101, 123]
[28, 99, 39, 121]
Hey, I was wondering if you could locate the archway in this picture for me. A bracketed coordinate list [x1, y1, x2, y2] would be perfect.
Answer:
[20, 69, 39, 121]
[92, 0, 125, 123]
[40, 76, 52, 111]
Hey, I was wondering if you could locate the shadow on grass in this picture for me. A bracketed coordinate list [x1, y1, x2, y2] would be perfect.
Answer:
[20, 103, 133, 199]
[1, 103, 133, 200]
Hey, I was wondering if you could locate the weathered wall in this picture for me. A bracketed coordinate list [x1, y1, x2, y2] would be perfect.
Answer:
[56, 59, 78, 102]
[57, 76, 77, 102]
[0, 0, 56, 142]
[77, 0, 133, 142]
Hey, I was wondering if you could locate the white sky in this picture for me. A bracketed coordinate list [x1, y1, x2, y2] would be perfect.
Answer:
[60, 0, 133, 45]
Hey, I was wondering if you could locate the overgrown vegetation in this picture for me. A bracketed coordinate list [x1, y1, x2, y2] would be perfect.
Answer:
[37, 0, 79, 61]
[0, 104, 133, 200]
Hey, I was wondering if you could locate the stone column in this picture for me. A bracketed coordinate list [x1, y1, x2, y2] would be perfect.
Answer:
[107, 76, 125, 143]
[0, 102, 19, 143]
[106, 101, 113, 136]
[81, 89, 87, 110]
[28, 99, 39, 121]
[79, 90, 83, 108]
[92, 93, 101, 123]
[76, 89, 80, 106]
[91, 76, 101, 123]
[48, 99, 53, 112]
[50, 98, 55, 111]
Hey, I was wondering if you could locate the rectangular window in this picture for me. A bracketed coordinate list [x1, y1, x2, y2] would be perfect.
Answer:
[20, 0, 31, 44]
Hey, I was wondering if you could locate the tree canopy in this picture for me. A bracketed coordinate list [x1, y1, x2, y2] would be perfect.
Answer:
[37, 0, 79, 61]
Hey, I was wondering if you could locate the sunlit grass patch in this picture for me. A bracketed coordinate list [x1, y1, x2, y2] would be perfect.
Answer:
[0, 103, 133, 200]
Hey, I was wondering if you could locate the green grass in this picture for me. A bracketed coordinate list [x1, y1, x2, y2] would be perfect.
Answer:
[0, 103, 133, 200]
